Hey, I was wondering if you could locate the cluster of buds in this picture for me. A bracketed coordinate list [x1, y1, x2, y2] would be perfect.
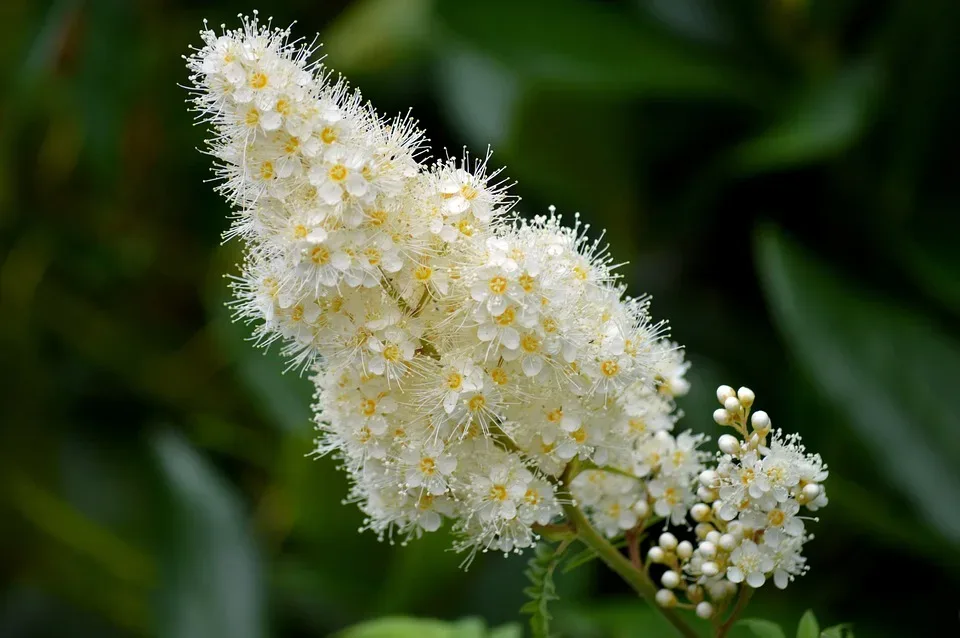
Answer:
[649, 386, 828, 617]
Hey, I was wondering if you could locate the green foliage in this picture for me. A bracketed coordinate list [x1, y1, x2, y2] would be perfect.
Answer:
[520, 542, 569, 638]
[757, 227, 960, 546]
[335, 616, 521, 638]
[733, 618, 787, 638]
[820, 624, 855, 637]
[796, 610, 819, 638]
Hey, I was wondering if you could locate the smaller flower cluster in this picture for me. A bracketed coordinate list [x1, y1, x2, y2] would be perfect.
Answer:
[650, 386, 827, 618]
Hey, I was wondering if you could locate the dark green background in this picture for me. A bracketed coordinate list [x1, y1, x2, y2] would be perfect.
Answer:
[2, 0, 958, 636]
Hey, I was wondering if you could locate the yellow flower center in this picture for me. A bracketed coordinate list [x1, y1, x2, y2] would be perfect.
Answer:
[360, 399, 377, 417]
[368, 209, 388, 226]
[275, 99, 290, 115]
[364, 247, 381, 265]
[456, 219, 474, 236]
[518, 273, 535, 292]
[600, 359, 620, 377]
[489, 485, 508, 501]
[468, 394, 486, 411]
[284, 136, 300, 154]
[290, 305, 304, 321]
[573, 265, 589, 281]
[768, 509, 786, 527]
[628, 418, 646, 433]
[494, 306, 516, 327]
[320, 126, 337, 144]
[382, 344, 401, 362]
[310, 246, 330, 265]
[571, 427, 587, 444]
[521, 334, 541, 353]
[259, 161, 275, 180]
[488, 276, 508, 294]
[419, 457, 436, 476]
[446, 372, 463, 390]
[414, 265, 433, 281]
[542, 317, 558, 333]
[546, 408, 563, 423]
[524, 488, 540, 505]
[741, 468, 755, 485]
[460, 184, 479, 201]
[244, 108, 260, 126]
[249, 71, 268, 89]
[490, 367, 508, 385]
[293, 224, 308, 239]
[357, 426, 372, 443]
[328, 164, 348, 182]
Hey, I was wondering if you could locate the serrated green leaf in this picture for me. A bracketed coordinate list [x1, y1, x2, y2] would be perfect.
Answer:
[796, 610, 819, 638]
[734, 618, 787, 638]
[756, 226, 960, 546]
[151, 430, 265, 638]
[521, 542, 568, 638]
[436, 0, 757, 101]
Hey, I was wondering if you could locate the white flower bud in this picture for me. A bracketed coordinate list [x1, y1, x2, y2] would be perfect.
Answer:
[690, 503, 711, 522]
[658, 532, 678, 551]
[698, 541, 717, 559]
[655, 589, 677, 608]
[750, 410, 770, 430]
[695, 523, 714, 539]
[718, 533, 737, 551]
[696, 601, 714, 619]
[661, 570, 681, 589]
[716, 385, 736, 404]
[737, 387, 754, 407]
[648, 546, 666, 564]
[633, 498, 649, 517]
[698, 470, 718, 488]
[686, 584, 703, 603]
[713, 408, 731, 425]
[718, 434, 740, 455]
[701, 561, 719, 577]
[803, 483, 821, 500]
[697, 486, 718, 502]
[723, 396, 741, 413]
[677, 540, 693, 560]
[705, 530, 721, 545]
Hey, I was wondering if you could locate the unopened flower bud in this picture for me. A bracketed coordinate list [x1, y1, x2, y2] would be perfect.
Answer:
[697, 486, 718, 502]
[718, 533, 737, 551]
[655, 589, 677, 607]
[648, 547, 665, 564]
[633, 499, 650, 517]
[803, 483, 821, 500]
[661, 570, 681, 589]
[658, 532, 678, 551]
[701, 561, 720, 577]
[691, 503, 711, 522]
[723, 396, 741, 413]
[713, 408, 731, 425]
[696, 602, 714, 619]
[677, 540, 693, 560]
[718, 434, 740, 455]
[698, 541, 717, 559]
[705, 530, 721, 544]
[737, 387, 754, 407]
[698, 470, 718, 488]
[750, 410, 770, 430]
[695, 523, 714, 539]
[716, 385, 735, 404]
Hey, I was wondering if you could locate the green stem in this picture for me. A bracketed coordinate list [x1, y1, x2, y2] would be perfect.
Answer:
[561, 498, 699, 638]
[716, 586, 753, 637]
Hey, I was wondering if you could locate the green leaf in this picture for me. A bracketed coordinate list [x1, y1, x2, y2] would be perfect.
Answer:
[520, 542, 567, 638]
[734, 618, 787, 638]
[796, 610, 819, 638]
[324, 0, 433, 74]
[151, 430, 265, 638]
[756, 227, 960, 546]
[734, 62, 880, 173]
[560, 601, 711, 638]
[436, 0, 757, 101]
[334, 617, 516, 638]
[821, 624, 855, 638]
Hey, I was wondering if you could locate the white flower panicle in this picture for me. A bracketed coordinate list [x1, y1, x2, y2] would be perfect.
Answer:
[648, 386, 828, 617]
[186, 15, 826, 574]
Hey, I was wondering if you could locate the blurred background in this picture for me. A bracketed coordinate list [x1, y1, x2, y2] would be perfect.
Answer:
[2, 0, 959, 636]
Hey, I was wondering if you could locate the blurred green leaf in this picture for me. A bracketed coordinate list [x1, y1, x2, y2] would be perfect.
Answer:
[335, 616, 519, 638]
[151, 430, 265, 638]
[734, 63, 880, 173]
[733, 618, 787, 638]
[324, 0, 433, 74]
[756, 226, 960, 547]
[821, 624, 855, 637]
[560, 600, 711, 638]
[436, 0, 757, 100]
[796, 610, 818, 638]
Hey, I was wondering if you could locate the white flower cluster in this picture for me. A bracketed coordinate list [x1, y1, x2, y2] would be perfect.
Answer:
[186, 14, 692, 557]
[650, 386, 828, 618]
